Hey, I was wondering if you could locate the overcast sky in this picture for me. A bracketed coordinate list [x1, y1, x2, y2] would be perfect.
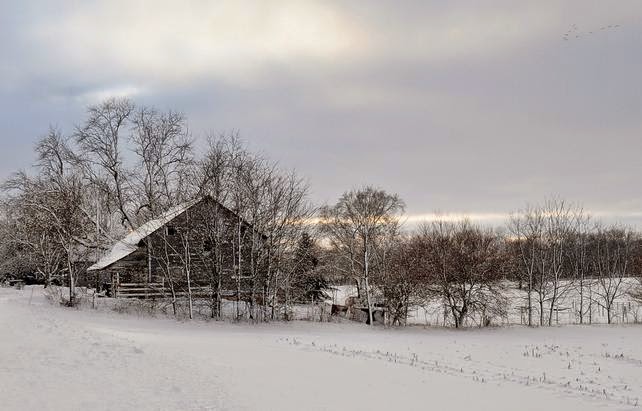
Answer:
[1, 1, 641, 226]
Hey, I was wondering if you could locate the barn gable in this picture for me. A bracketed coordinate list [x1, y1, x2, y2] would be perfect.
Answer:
[88, 198, 203, 271]
[88, 196, 257, 273]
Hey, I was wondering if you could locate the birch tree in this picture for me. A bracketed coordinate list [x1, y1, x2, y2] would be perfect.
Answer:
[539, 200, 579, 326]
[510, 199, 583, 326]
[191, 135, 238, 318]
[509, 206, 543, 326]
[569, 215, 592, 324]
[590, 226, 638, 324]
[3, 137, 93, 305]
[130, 107, 193, 218]
[319, 187, 405, 325]
[74, 97, 135, 229]
[1, 196, 64, 287]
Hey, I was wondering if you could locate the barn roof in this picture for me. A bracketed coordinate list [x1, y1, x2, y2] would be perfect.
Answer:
[87, 198, 203, 271]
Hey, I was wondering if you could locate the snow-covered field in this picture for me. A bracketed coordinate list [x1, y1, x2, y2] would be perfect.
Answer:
[330, 280, 642, 327]
[1, 286, 641, 411]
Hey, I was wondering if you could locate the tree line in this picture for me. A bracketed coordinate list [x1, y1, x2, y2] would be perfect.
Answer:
[0, 98, 318, 316]
[1, 98, 641, 326]
[319, 190, 642, 328]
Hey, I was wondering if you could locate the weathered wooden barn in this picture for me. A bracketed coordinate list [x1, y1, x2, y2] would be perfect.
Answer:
[88, 196, 266, 301]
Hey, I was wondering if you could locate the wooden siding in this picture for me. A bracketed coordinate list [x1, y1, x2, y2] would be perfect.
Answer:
[97, 197, 267, 297]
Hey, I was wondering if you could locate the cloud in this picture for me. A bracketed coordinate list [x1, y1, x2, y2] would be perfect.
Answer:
[359, 3, 560, 64]
[25, 1, 365, 86]
[403, 209, 642, 229]
[49, 85, 144, 105]
[14, 1, 617, 90]
[1, 1, 642, 229]
[405, 212, 509, 224]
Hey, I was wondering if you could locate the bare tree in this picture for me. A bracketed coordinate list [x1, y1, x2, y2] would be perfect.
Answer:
[3, 139, 93, 306]
[509, 207, 542, 326]
[569, 214, 592, 324]
[416, 220, 507, 328]
[378, 235, 427, 326]
[130, 107, 193, 218]
[1, 197, 64, 287]
[590, 226, 638, 324]
[319, 187, 405, 325]
[191, 135, 238, 318]
[540, 200, 580, 326]
[630, 238, 642, 305]
[189, 134, 312, 321]
[179, 222, 195, 320]
[510, 199, 583, 326]
[75, 97, 135, 229]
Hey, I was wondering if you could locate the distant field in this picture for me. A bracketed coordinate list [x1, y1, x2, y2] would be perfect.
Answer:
[329, 279, 642, 327]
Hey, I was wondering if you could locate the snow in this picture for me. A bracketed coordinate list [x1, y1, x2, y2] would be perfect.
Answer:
[88, 198, 202, 271]
[330, 281, 642, 327]
[1, 286, 641, 411]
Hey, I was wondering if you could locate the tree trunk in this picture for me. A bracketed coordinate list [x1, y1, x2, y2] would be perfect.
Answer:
[578, 275, 584, 324]
[185, 239, 193, 320]
[527, 285, 532, 326]
[548, 288, 558, 326]
[539, 298, 545, 326]
[363, 237, 374, 326]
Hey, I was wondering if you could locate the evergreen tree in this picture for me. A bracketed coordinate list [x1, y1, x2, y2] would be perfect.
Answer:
[291, 232, 329, 303]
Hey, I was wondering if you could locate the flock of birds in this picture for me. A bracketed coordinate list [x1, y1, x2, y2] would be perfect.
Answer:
[563, 23, 622, 40]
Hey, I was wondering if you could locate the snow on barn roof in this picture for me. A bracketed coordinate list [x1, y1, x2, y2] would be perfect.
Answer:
[87, 198, 203, 271]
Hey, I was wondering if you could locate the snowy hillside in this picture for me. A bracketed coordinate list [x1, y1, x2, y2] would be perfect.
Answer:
[1, 286, 641, 411]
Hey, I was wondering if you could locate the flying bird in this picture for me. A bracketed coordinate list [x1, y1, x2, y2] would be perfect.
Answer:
[563, 23, 622, 41]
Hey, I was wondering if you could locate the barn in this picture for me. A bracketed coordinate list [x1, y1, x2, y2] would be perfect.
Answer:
[88, 196, 266, 304]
